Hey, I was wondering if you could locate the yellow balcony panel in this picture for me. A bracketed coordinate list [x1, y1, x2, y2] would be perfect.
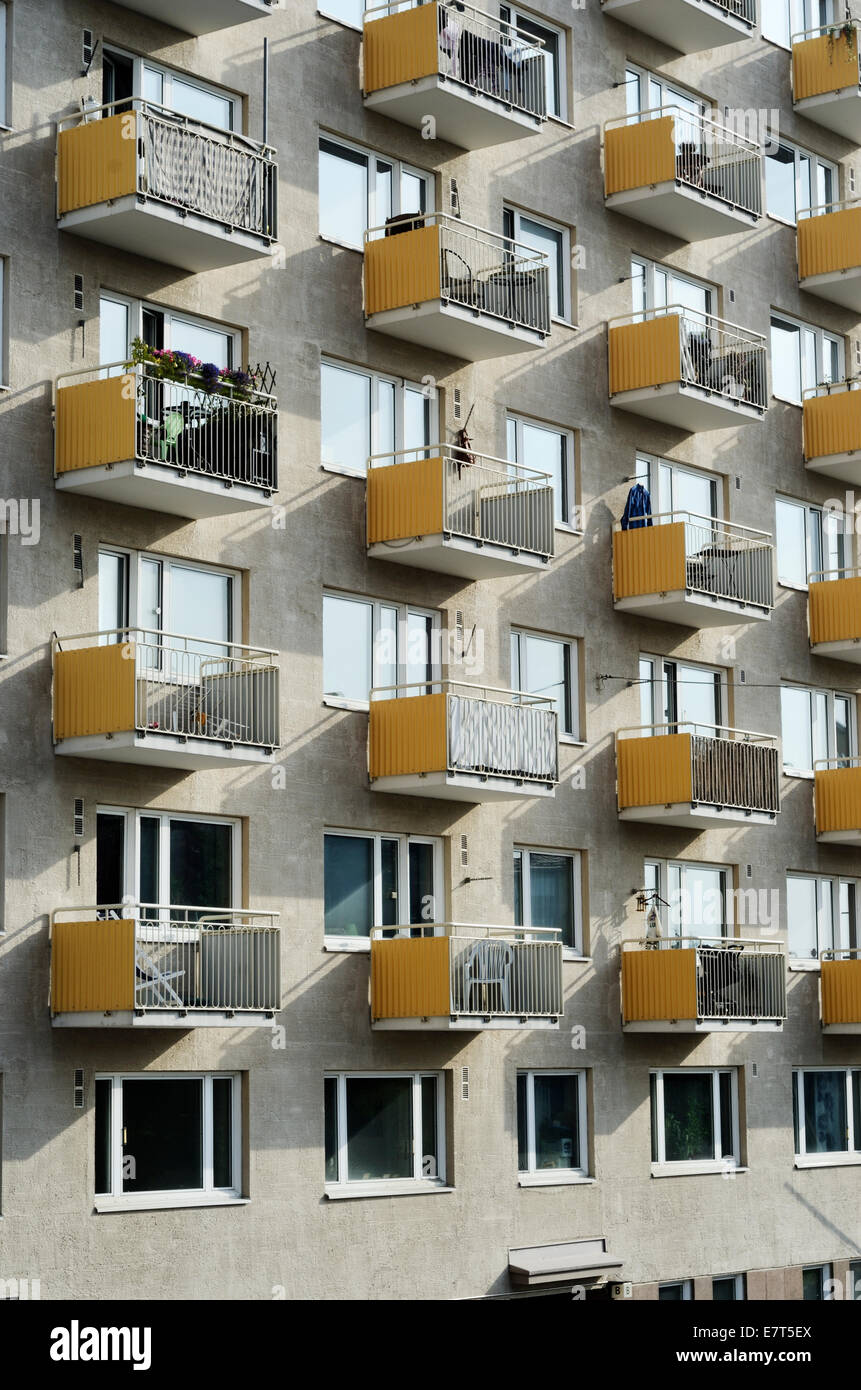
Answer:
[608, 310, 767, 431]
[51, 906, 280, 1028]
[604, 111, 762, 241]
[616, 725, 780, 828]
[53, 631, 280, 771]
[367, 446, 554, 579]
[57, 103, 277, 273]
[54, 366, 277, 520]
[815, 759, 861, 844]
[613, 513, 773, 627]
[622, 939, 786, 1033]
[808, 571, 861, 662]
[793, 24, 861, 141]
[820, 953, 861, 1032]
[364, 213, 551, 361]
[601, 0, 754, 51]
[803, 382, 861, 484]
[363, 2, 547, 150]
[797, 204, 861, 311]
[368, 681, 558, 802]
[108, 0, 272, 33]
[370, 925, 563, 1031]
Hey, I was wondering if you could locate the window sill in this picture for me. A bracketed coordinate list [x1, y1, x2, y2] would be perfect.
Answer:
[783, 768, 815, 781]
[555, 522, 584, 537]
[321, 462, 365, 482]
[319, 234, 363, 256]
[767, 213, 797, 230]
[547, 115, 575, 132]
[789, 959, 821, 972]
[325, 1181, 452, 1201]
[559, 735, 586, 747]
[772, 394, 802, 409]
[777, 579, 809, 593]
[317, 7, 361, 30]
[562, 951, 590, 964]
[95, 1193, 248, 1214]
[551, 318, 577, 332]
[651, 1163, 747, 1179]
[324, 937, 370, 954]
[323, 697, 369, 714]
[518, 1172, 594, 1188]
[794, 1155, 861, 1170]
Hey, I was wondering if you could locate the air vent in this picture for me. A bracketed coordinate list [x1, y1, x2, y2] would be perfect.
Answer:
[73, 534, 83, 586]
[74, 799, 84, 838]
[453, 388, 462, 420]
[81, 30, 97, 76]
[461, 1066, 469, 1100]
[460, 834, 468, 868]
[449, 178, 460, 217]
[74, 1069, 84, 1109]
[74, 275, 83, 312]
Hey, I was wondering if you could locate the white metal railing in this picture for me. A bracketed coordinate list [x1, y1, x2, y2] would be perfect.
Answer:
[809, 565, 861, 583]
[623, 935, 787, 1021]
[52, 904, 281, 1014]
[617, 509, 774, 610]
[792, 19, 861, 52]
[799, 196, 861, 222]
[56, 362, 277, 492]
[815, 754, 861, 771]
[618, 721, 780, 813]
[58, 99, 277, 240]
[608, 106, 762, 217]
[803, 376, 861, 401]
[601, 0, 755, 19]
[368, 444, 554, 558]
[821, 947, 861, 960]
[365, 1, 547, 121]
[53, 628, 280, 750]
[611, 304, 768, 410]
[367, 211, 552, 335]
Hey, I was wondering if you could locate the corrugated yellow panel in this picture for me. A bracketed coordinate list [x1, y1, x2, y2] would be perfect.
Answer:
[608, 315, 681, 395]
[57, 112, 137, 215]
[363, 2, 439, 93]
[815, 764, 861, 834]
[617, 733, 692, 809]
[613, 523, 686, 599]
[371, 935, 451, 1020]
[604, 117, 675, 196]
[803, 389, 861, 460]
[809, 577, 861, 643]
[622, 949, 698, 1022]
[367, 456, 444, 543]
[369, 692, 448, 778]
[55, 376, 137, 475]
[54, 643, 136, 739]
[364, 224, 440, 315]
[821, 958, 861, 1025]
[798, 207, 861, 279]
[793, 30, 860, 101]
[51, 919, 135, 1014]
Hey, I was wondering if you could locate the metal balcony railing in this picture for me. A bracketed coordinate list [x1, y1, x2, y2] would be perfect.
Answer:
[608, 106, 762, 216]
[809, 565, 861, 584]
[706, 0, 756, 20]
[611, 305, 767, 409]
[57, 99, 277, 239]
[365, 1, 547, 120]
[619, 510, 774, 610]
[822, 947, 861, 962]
[619, 722, 780, 814]
[623, 936, 787, 1022]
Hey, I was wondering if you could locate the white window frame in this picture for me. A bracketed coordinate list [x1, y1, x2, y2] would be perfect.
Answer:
[97, 805, 242, 914]
[764, 135, 838, 226]
[774, 494, 850, 590]
[517, 1070, 589, 1183]
[102, 45, 237, 130]
[99, 292, 240, 371]
[659, 1280, 694, 1300]
[793, 1067, 861, 1166]
[770, 312, 844, 406]
[638, 653, 727, 735]
[514, 847, 584, 958]
[318, 0, 362, 31]
[712, 1274, 745, 1300]
[624, 63, 707, 119]
[324, 1071, 447, 1195]
[762, 0, 834, 51]
[511, 626, 579, 740]
[786, 872, 860, 963]
[506, 412, 578, 530]
[650, 1068, 741, 1175]
[318, 132, 434, 252]
[780, 682, 857, 776]
[322, 590, 441, 710]
[503, 205, 572, 323]
[323, 827, 444, 951]
[320, 357, 436, 479]
[644, 858, 734, 942]
[95, 1072, 242, 1210]
[98, 546, 241, 644]
[499, 5, 568, 121]
[636, 452, 723, 520]
[631, 255, 713, 318]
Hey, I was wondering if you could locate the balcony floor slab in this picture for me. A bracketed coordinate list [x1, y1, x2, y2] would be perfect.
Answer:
[810, 638, 861, 663]
[601, 0, 753, 51]
[55, 732, 276, 771]
[364, 78, 543, 150]
[817, 828, 861, 845]
[822, 1021, 861, 1033]
[58, 197, 275, 273]
[371, 1016, 560, 1031]
[56, 460, 274, 519]
[52, 1009, 277, 1028]
[610, 382, 765, 431]
[615, 591, 770, 627]
[370, 771, 556, 802]
[805, 451, 861, 485]
[606, 183, 759, 242]
[109, 0, 272, 34]
[799, 266, 861, 313]
[368, 534, 551, 579]
[794, 92, 861, 144]
[623, 1019, 783, 1032]
[619, 802, 778, 828]
[365, 300, 548, 361]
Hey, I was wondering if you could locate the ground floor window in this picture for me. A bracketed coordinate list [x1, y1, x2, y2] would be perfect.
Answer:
[793, 1068, 861, 1160]
[324, 1072, 445, 1191]
[516, 1070, 588, 1177]
[650, 1069, 740, 1171]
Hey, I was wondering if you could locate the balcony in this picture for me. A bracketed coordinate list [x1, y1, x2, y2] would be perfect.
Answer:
[363, 1, 547, 149]
[364, 213, 551, 360]
[814, 757, 861, 845]
[57, 101, 277, 273]
[107, 0, 272, 33]
[608, 308, 767, 431]
[604, 110, 762, 242]
[797, 202, 861, 311]
[792, 22, 861, 142]
[368, 680, 558, 802]
[613, 512, 774, 627]
[616, 724, 780, 828]
[601, 0, 754, 52]
[820, 950, 861, 1033]
[50, 906, 280, 1028]
[55, 364, 277, 520]
[621, 938, 786, 1033]
[367, 445, 554, 578]
[52, 630, 279, 770]
[808, 569, 861, 662]
[370, 925, 563, 1031]
[803, 381, 861, 485]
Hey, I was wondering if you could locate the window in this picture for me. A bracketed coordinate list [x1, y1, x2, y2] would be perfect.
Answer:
[762, 0, 833, 50]
[323, 830, 442, 945]
[516, 1071, 588, 1179]
[511, 628, 577, 738]
[323, 592, 440, 705]
[102, 47, 236, 130]
[319, 0, 362, 28]
[775, 496, 847, 588]
[506, 414, 576, 528]
[320, 359, 433, 476]
[99, 293, 237, 373]
[793, 1069, 861, 1162]
[659, 1281, 693, 1301]
[639, 654, 725, 737]
[631, 256, 712, 319]
[324, 1072, 445, 1192]
[318, 135, 433, 250]
[644, 860, 730, 943]
[802, 1264, 834, 1300]
[96, 807, 239, 919]
[713, 1275, 745, 1301]
[770, 313, 843, 406]
[514, 848, 582, 954]
[780, 684, 855, 775]
[849, 1261, 861, 1300]
[765, 138, 837, 224]
[499, 6, 567, 120]
[95, 1074, 241, 1205]
[787, 874, 859, 960]
[625, 64, 706, 126]
[636, 454, 721, 520]
[503, 206, 571, 321]
[98, 548, 238, 655]
[650, 1069, 740, 1172]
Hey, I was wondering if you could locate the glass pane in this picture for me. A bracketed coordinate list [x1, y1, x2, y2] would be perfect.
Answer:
[403, 386, 429, 457]
[521, 421, 566, 523]
[803, 1268, 824, 1301]
[533, 1073, 579, 1170]
[650, 1074, 659, 1162]
[319, 140, 368, 247]
[625, 68, 641, 118]
[96, 813, 126, 908]
[808, 508, 824, 578]
[377, 605, 398, 693]
[513, 851, 524, 926]
[529, 853, 574, 950]
[775, 499, 809, 586]
[765, 144, 797, 222]
[324, 834, 373, 938]
[631, 261, 647, 318]
[171, 77, 233, 130]
[420, 1076, 438, 1177]
[781, 686, 813, 771]
[139, 557, 162, 636]
[324, 1076, 339, 1182]
[169, 317, 232, 369]
[141, 65, 164, 105]
[771, 318, 801, 404]
[99, 296, 129, 372]
[718, 1072, 734, 1158]
[212, 1077, 233, 1188]
[762, 0, 792, 47]
[522, 634, 570, 732]
[516, 1073, 529, 1171]
[139, 816, 160, 908]
[676, 663, 719, 735]
[838, 880, 856, 953]
[801, 327, 818, 395]
[122, 1078, 203, 1192]
[713, 1277, 739, 1301]
[375, 379, 396, 460]
[662, 1073, 715, 1162]
[670, 465, 715, 520]
[803, 1071, 847, 1153]
[345, 1077, 412, 1181]
[408, 841, 434, 925]
[668, 273, 709, 319]
[374, 160, 393, 226]
[321, 363, 371, 474]
[169, 819, 231, 913]
[506, 416, 517, 462]
[835, 696, 852, 763]
[170, 566, 231, 655]
[405, 611, 433, 692]
[515, 15, 559, 116]
[639, 656, 655, 727]
[400, 169, 426, 216]
[95, 1079, 112, 1195]
[518, 216, 564, 318]
[787, 876, 819, 959]
[812, 690, 829, 766]
[98, 551, 128, 637]
[680, 866, 725, 939]
[659, 1284, 685, 1301]
[323, 595, 372, 701]
[380, 837, 399, 929]
[853, 1073, 861, 1151]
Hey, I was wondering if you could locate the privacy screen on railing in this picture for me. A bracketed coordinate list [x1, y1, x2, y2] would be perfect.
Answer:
[689, 736, 779, 813]
[141, 113, 275, 236]
[447, 695, 558, 781]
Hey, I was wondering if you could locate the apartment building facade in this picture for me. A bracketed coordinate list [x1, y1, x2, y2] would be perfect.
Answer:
[0, 0, 859, 1300]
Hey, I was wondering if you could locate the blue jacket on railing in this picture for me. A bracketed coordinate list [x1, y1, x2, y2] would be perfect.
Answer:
[620, 483, 653, 531]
